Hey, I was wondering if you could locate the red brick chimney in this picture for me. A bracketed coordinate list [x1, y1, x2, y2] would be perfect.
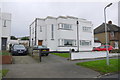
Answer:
[108, 21, 112, 24]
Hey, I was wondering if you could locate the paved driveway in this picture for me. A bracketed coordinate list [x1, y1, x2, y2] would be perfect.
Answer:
[3, 54, 100, 78]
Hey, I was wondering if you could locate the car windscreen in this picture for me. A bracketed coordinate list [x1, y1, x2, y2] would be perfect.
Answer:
[14, 45, 25, 49]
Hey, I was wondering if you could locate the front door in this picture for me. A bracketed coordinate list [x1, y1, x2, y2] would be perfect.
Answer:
[1, 38, 7, 50]
[38, 40, 43, 46]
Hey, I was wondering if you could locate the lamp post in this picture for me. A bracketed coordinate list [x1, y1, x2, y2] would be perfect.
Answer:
[104, 3, 112, 65]
[77, 21, 79, 52]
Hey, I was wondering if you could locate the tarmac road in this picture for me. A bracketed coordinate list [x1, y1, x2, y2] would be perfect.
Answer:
[2, 54, 100, 78]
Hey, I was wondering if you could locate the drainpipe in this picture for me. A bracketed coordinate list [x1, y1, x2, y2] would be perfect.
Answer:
[35, 18, 37, 45]
[29, 26, 31, 47]
[77, 20, 79, 52]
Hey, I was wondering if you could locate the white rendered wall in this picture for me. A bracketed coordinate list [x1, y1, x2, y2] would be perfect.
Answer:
[30, 16, 94, 51]
[71, 51, 107, 60]
[0, 13, 11, 50]
[0, 12, 2, 50]
[30, 21, 35, 46]
[57, 18, 77, 51]
[79, 19, 94, 51]
[45, 18, 58, 51]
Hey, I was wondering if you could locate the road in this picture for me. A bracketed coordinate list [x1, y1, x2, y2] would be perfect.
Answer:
[2, 54, 100, 78]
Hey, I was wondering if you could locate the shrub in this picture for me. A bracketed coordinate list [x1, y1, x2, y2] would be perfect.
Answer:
[111, 49, 120, 53]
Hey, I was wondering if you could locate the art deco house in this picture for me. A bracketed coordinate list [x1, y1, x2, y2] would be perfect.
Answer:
[29, 16, 94, 51]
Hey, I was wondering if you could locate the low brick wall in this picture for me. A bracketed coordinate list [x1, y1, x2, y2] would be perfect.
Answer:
[0, 55, 12, 64]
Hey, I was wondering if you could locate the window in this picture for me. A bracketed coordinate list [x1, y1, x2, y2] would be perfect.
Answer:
[51, 24, 54, 39]
[58, 39, 76, 46]
[110, 31, 114, 37]
[114, 41, 118, 49]
[58, 23, 72, 30]
[83, 26, 91, 32]
[40, 26, 42, 32]
[32, 28, 34, 34]
[64, 39, 73, 46]
[3, 20, 6, 27]
[80, 40, 91, 46]
[64, 39, 76, 46]
[99, 46, 105, 48]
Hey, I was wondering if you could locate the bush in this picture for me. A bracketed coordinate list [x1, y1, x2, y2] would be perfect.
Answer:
[0, 51, 11, 55]
[111, 49, 120, 53]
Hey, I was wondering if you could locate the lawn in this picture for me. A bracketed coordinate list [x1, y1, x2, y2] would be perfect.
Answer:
[51, 53, 70, 58]
[0, 69, 9, 79]
[76, 59, 120, 74]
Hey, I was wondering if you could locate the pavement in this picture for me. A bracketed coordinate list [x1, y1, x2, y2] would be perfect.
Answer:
[2, 54, 100, 78]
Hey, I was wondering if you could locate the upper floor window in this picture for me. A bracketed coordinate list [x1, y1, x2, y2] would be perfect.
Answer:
[83, 26, 91, 32]
[40, 26, 42, 32]
[32, 28, 34, 34]
[51, 24, 54, 40]
[3, 20, 7, 27]
[110, 31, 114, 37]
[59, 23, 72, 30]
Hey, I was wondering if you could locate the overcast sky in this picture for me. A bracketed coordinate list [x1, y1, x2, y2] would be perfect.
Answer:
[1, 0, 118, 37]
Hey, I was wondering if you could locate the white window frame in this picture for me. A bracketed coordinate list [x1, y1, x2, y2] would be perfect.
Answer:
[82, 26, 91, 32]
[58, 23, 72, 30]
[80, 40, 92, 46]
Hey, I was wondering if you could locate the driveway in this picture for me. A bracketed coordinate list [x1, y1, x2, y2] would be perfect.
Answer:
[2, 54, 100, 78]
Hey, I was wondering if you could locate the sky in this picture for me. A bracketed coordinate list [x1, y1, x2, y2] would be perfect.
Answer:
[0, 0, 119, 37]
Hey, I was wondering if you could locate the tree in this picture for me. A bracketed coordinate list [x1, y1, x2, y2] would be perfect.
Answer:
[21, 37, 29, 40]
[10, 36, 18, 40]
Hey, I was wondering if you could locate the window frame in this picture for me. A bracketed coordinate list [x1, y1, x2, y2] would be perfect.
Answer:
[82, 26, 91, 32]
[58, 23, 72, 30]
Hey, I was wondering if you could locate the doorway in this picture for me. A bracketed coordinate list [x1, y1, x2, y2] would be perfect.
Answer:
[38, 40, 43, 46]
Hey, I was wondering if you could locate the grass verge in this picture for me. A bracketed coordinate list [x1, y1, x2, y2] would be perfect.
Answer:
[76, 59, 120, 74]
[51, 53, 70, 58]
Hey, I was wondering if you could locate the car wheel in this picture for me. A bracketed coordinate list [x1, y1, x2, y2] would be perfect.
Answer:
[46, 54, 49, 56]
[71, 49, 75, 52]
[109, 50, 111, 53]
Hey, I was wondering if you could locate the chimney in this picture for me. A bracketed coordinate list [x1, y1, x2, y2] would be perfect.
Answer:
[108, 21, 112, 24]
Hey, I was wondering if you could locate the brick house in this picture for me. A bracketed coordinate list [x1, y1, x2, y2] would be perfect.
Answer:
[94, 21, 120, 49]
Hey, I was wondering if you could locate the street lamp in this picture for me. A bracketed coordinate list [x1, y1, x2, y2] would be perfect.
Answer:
[77, 21, 79, 52]
[104, 3, 112, 65]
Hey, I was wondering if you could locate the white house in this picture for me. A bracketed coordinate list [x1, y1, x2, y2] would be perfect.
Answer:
[29, 16, 94, 51]
[0, 12, 11, 50]
[8, 39, 29, 47]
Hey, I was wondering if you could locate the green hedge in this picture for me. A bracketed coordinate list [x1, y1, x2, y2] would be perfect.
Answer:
[111, 49, 120, 53]
[0, 51, 11, 55]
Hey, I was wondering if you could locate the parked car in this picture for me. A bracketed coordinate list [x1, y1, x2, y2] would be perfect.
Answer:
[33, 45, 49, 56]
[11, 44, 27, 55]
[92, 45, 114, 52]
